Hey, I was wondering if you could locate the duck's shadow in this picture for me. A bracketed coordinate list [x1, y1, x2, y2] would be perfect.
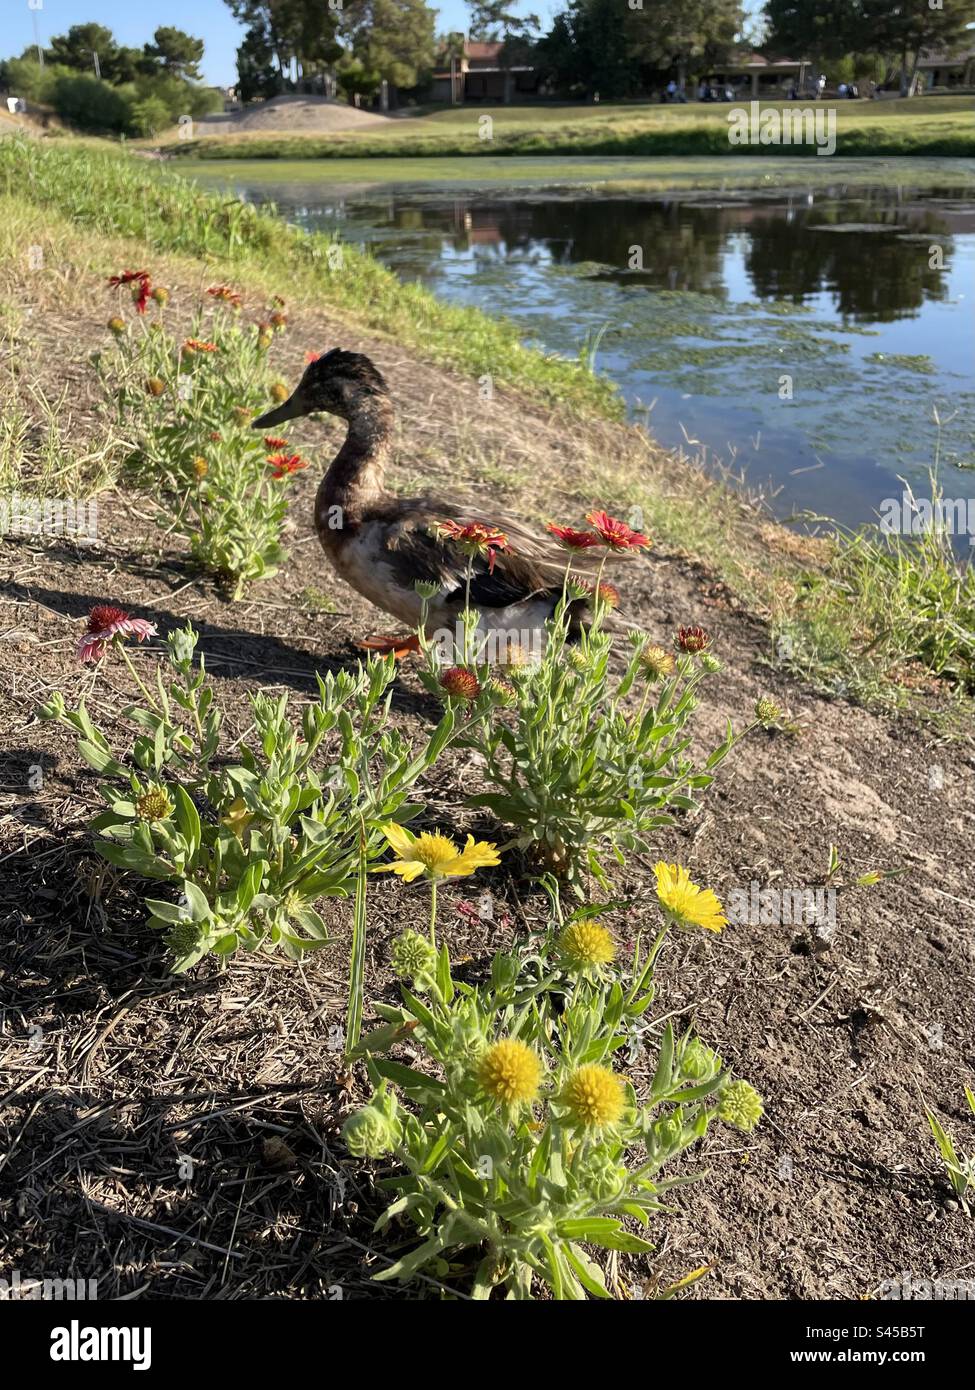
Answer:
[2, 578, 444, 723]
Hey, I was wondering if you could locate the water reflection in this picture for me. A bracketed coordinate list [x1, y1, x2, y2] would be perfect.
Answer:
[232, 181, 975, 530]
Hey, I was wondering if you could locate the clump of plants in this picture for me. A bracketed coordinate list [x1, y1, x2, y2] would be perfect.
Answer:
[38, 614, 461, 987]
[95, 273, 302, 596]
[345, 885, 762, 1300]
[415, 513, 745, 890]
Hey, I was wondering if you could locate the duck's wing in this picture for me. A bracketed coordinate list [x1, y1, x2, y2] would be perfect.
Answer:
[375, 504, 562, 611]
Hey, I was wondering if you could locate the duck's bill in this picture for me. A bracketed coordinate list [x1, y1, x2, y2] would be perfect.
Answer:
[251, 395, 303, 429]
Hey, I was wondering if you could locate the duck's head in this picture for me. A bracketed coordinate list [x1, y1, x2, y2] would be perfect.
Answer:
[252, 349, 389, 429]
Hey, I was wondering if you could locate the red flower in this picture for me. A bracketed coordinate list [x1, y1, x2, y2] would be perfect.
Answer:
[263, 436, 290, 450]
[182, 338, 218, 355]
[675, 625, 711, 654]
[437, 520, 509, 574]
[546, 522, 602, 550]
[584, 510, 651, 551]
[207, 284, 242, 307]
[208, 431, 222, 441]
[440, 666, 481, 700]
[267, 452, 307, 479]
[108, 269, 151, 314]
[77, 605, 157, 664]
[305, 350, 321, 363]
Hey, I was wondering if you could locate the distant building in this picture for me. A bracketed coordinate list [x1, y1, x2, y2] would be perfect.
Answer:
[916, 47, 975, 88]
[430, 40, 540, 104]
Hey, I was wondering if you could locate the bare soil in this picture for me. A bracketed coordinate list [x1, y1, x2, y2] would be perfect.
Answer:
[197, 95, 402, 136]
[1, 271, 974, 1302]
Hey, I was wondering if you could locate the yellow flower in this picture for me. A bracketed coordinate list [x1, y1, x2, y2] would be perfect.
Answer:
[221, 797, 256, 841]
[559, 919, 616, 971]
[561, 1064, 625, 1129]
[477, 1039, 542, 1106]
[654, 861, 727, 933]
[373, 822, 500, 884]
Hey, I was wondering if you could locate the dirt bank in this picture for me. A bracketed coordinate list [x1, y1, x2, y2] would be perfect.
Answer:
[1, 261, 973, 1301]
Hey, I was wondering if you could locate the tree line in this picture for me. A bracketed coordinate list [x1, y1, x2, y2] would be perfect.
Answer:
[0, 24, 221, 135]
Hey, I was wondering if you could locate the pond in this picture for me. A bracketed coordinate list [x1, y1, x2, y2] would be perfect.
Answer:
[193, 166, 975, 534]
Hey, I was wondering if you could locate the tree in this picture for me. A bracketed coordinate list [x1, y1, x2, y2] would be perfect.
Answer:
[468, 1, 540, 42]
[144, 27, 205, 82]
[535, 0, 640, 97]
[47, 23, 121, 78]
[763, 0, 866, 63]
[344, 0, 437, 92]
[226, 0, 342, 93]
[859, 0, 975, 94]
[235, 23, 281, 102]
[627, 0, 745, 87]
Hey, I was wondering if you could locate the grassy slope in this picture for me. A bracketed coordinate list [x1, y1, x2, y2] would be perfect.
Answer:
[1, 138, 971, 712]
[161, 95, 975, 161]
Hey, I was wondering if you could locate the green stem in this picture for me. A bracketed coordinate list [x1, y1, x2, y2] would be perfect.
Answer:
[429, 878, 438, 950]
[117, 639, 158, 713]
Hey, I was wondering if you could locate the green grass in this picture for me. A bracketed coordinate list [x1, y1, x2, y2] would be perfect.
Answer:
[162, 95, 975, 162]
[774, 473, 975, 701]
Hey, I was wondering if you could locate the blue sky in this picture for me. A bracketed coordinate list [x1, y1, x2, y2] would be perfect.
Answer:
[5, 1, 762, 88]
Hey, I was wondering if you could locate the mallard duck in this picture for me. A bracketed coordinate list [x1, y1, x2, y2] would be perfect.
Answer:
[252, 350, 622, 659]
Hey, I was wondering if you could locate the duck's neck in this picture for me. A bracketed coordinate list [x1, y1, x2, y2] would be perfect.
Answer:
[316, 394, 393, 534]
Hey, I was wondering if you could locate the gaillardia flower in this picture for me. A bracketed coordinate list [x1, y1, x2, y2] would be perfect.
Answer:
[578, 577, 620, 609]
[719, 1079, 764, 1132]
[440, 666, 480, 701]
[263, 436, 290, 450]
[390, 929, 437, 983]
[374, 823, 500, 884]
[206, 283, 242, 307]
[546, 522, 602, 550]
[559, 919, 616, 972]
[270, 381, 290, 402]
[675, 625, 711, 654]
[585, 510, 651, 551]
[108, 269, 150, 314]
[77, 605, 157, 663]
[437, 520, 508, 575]
[135, 785, 173, 822]
[267, 452, 307, 479]
[181, 338, 218, 356]
[476, 1039, 542, 1106]
[638, 643, 675, 680]
[654, 862, 727, 933]
[754, 697, 780, 726]
[561, 1064, 625, 1129]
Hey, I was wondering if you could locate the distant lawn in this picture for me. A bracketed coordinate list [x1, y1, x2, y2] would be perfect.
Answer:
[162, 95, 975, 161]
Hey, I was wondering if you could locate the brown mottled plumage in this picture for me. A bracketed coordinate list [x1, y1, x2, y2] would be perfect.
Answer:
[252, 350, 602, 645]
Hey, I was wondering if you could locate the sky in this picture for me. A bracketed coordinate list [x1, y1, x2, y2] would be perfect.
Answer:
[3, 0, 763, 88]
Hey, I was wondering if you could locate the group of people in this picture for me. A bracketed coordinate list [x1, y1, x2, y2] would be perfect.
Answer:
[660, 73, 871, 103]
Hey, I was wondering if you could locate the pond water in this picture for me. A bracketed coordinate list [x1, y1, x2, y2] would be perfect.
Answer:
[200, 171, 975, 533]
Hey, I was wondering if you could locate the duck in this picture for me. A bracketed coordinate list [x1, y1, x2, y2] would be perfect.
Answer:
[252, 349, 619, 660]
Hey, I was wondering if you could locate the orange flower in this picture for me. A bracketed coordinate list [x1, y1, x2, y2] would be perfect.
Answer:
[437, 520, 508, 575]
[182, 338, 218, 355]
[107, 269, 151, 314]
[263, 436, 290, 449]
[207, 284, 241, 307]
[304, 350, 321, 364]
[267, 452, 307, 479]
[584, 510, 651, 551]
